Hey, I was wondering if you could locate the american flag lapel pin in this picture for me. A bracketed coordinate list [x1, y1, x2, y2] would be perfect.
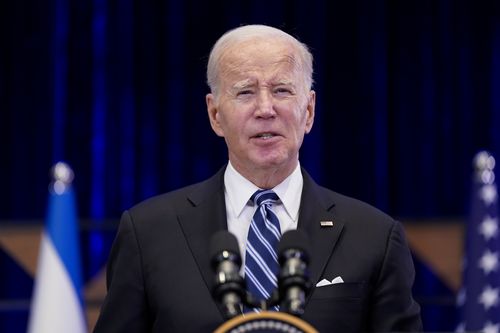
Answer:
[320, 221, 334, 227]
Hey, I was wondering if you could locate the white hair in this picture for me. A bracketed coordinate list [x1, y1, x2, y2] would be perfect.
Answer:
[206, 24, 314, 97]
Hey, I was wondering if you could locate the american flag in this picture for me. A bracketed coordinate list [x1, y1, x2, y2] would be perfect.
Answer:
[457, 151, 500, 333]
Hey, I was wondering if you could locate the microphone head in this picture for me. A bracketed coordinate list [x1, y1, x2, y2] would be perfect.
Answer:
[278, 230, 312, 316]
[209, 230, 242, 268]
[209, 231, 244, 319]
[278, 230, 311, 263]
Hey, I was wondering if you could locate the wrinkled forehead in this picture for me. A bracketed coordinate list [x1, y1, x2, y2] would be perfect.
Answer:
[218, 38, 303, 81]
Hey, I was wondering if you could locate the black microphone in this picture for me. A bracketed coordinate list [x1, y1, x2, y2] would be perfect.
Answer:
[209, 231, 245, 319]
[278, 230, 312, 317]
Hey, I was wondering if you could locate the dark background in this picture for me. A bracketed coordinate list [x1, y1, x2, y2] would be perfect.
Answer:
[1, 0, 500, 331]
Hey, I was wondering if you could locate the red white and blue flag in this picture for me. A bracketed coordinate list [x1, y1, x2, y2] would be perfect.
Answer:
[457, 152, 500, 333]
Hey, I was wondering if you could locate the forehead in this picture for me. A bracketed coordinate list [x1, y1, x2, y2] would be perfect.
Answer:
[218, 38, 302, 83]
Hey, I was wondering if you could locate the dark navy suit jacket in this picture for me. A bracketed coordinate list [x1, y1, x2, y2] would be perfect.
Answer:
[94, 167, 422, 332]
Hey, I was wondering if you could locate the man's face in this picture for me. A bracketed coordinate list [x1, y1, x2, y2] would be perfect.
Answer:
[206, 38, 315, 177]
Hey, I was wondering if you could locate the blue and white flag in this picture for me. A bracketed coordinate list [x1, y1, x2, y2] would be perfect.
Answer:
[28, 162, 87, 333]
[457, 152, 500, 333]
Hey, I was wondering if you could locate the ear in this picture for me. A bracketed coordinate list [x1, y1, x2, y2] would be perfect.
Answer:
[206, 93, 225, 137]
[304, 90, 315, 134]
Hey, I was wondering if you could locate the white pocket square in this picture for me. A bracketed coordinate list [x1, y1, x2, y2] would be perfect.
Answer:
[315, 276, 344, 287]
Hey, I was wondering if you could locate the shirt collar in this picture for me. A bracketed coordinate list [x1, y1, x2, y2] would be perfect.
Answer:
[224, 161, 303, 222]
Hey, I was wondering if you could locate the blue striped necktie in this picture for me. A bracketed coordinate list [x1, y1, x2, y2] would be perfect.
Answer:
[245, 189, 282, 311]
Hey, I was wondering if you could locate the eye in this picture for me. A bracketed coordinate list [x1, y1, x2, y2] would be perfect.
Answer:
[274, 87, 293, 96]
[237, 89, 254, 97]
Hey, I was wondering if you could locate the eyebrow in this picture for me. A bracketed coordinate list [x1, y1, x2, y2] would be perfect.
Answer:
[232, 79, 254, 90]
[232, 78, 295, 90]
[273, 79, 294, 86]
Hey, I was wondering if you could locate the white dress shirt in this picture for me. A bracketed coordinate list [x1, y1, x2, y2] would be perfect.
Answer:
[224, 161, 303, 270]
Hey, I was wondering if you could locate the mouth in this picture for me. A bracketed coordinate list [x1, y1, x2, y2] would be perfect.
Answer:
[253, 133, 278, 139]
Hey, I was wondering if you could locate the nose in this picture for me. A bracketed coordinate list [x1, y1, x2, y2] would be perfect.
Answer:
[255, 90, 276, 118]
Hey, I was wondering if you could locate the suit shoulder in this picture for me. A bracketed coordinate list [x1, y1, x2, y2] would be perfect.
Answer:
[127, 170, 224, 218]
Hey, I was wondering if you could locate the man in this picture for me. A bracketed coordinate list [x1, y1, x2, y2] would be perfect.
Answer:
[94, 25, 422, 332]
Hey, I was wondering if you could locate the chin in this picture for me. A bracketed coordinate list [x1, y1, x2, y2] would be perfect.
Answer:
[250, 154, 293, 170]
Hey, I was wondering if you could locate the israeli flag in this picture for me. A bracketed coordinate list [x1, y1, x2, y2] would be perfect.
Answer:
[28, 162, 87, 333]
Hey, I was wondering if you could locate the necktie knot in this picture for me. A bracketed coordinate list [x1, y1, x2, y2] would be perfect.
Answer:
[251, 189, 280, 207]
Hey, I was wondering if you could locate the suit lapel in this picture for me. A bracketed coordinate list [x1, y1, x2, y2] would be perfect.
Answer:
[177, 168, 227, 301]
[298, 170, 344, 297]
[176, 167, 343, 314]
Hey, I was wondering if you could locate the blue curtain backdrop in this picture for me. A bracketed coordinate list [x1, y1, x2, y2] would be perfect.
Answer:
[2, 0, 500, 221]
[2, 0, 500, 220]
[1, 0, 500, 331]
